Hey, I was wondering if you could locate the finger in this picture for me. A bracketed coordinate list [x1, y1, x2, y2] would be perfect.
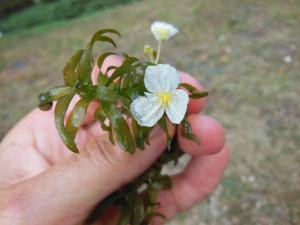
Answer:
[0, 125, 175, 225]
[178, 114, 225, 155]
[153, 145, 230, 225]
[179, 71, 206, 114]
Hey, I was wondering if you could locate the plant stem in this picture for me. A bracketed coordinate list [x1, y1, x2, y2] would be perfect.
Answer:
[148, 53, 154, 63]
[154, 40, 162, 64]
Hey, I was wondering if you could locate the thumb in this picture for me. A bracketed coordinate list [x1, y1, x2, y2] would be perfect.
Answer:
[0, 126, 172, 225]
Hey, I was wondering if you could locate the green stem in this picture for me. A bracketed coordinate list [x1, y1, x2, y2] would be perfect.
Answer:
[148, 53, 154, 63]
[154, 40, 162, 64]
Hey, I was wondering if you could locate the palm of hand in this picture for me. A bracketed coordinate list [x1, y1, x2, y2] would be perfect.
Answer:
[0, 58, 229, 225]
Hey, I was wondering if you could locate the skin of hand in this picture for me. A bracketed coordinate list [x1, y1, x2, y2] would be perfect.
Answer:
[0, 56, 229, 225]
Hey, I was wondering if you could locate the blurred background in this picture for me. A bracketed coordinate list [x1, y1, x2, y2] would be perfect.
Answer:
[0, 0, 299, 224]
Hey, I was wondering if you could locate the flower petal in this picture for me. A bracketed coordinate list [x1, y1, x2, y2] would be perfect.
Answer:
[166, 89, 189, 124]
[130, 93, 164, 127]
[144, 64, 180, 93]
[150, 21, 178, 41]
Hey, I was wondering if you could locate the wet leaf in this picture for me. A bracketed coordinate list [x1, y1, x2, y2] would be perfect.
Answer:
[180, 82, 209, 99]
[94, 104, 115, 144]
[97, 72, 109, 86]
[66, 98, 89, 138]
[158, 116, 172, 149]
[152, 175, 172, 190]
[91, 35, 117, 48]
[189, 91, 208, 99]
[63, 49, 84, 86]
[181, 117, 200, 144]
[54, 93, 79, 153]
[78, 45, 93, 88]
[102, 102, 136, 154]
[91, 29, 121, 46]
[117, 209, 130, 225]
[97, 52, 118, 69]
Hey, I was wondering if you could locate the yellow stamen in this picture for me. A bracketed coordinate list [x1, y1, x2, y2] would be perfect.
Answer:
[156, 92, 171, 107]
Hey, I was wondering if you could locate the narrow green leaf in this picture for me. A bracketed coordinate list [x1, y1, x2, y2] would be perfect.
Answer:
[78, 44, 93, 87]
[92, 85, 121, 102]
[189, 91, 208, 99]
[66, 98, 89, 138]
[94, 104, 115, 144]
[54, 93, 79, 153]
[132, 120, 145, 149]
[97, 72, 109, 86]
[48, 86, 73, 100]
[91, 29, 121, 45]
[117, 209, 130, 225]
[129, 193, 145, 225]
[107, 56, 139, 85]
[102, 102, 136, 154]
[63, 49, 84, 86]
[105, 65, 118, 74]
[180, 83, 209, 99]
[152, 175, 172, 190]
[97, 52, 118, 69]
[181, 117, 200, 144]
[91, 35, 117, 48]
[158, 116, 172, 149]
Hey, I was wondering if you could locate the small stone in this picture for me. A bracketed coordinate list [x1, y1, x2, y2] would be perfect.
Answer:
[218, 34, 226, 42]
[283, 55, 292, 63]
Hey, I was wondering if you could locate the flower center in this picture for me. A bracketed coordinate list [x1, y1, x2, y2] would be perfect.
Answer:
[156, 92, 171, 107]
[157, 28, 169, 40]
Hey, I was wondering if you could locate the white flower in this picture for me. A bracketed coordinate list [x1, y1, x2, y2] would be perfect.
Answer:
[130, 64, 189, 127]
[150, 21, 178, 41]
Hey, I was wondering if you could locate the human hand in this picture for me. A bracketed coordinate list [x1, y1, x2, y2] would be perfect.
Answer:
[0, 56, 229, 225]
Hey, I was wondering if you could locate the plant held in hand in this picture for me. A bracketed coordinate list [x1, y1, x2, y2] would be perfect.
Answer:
[38, 21, 208, 225]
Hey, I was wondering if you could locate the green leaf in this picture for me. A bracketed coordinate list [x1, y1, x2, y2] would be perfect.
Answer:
[132, 120, 145, 149]
[91, 35, 117, 48]
[91, 29, 121, 45]
[97, 52, 118, 70]
[129, 193, 145, 225]
[189, 92, 208, 99]
[107, 56, 139, 85]
[105, 65, 118, 74]
[54, 93, 79, 153]
[38, 86, 73, 111]
[92, 85, 128, 104]
[94, 104, 115, 144]
[77, 44, 93, 88]
[158, 116, 172, 149]
[48, 86, 73, 99]
[102, 102, 136, 154]
[152, 175, 172, 190]
[66, 98, 89, 138]
[63, 49, 84, 86]
[181, 117, 200, 144]
[97, 72, 109, 86]
[180, 82, 209, 99]
[117, 209, 130, 225]
[77, 29, 120, 89]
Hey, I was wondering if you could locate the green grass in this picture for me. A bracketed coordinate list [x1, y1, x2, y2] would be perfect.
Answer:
[0, 0, 140, 33]
[0, 0, 300, 224]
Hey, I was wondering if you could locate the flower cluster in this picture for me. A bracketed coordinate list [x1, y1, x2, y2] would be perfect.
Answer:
[131, 21, 189, 127]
